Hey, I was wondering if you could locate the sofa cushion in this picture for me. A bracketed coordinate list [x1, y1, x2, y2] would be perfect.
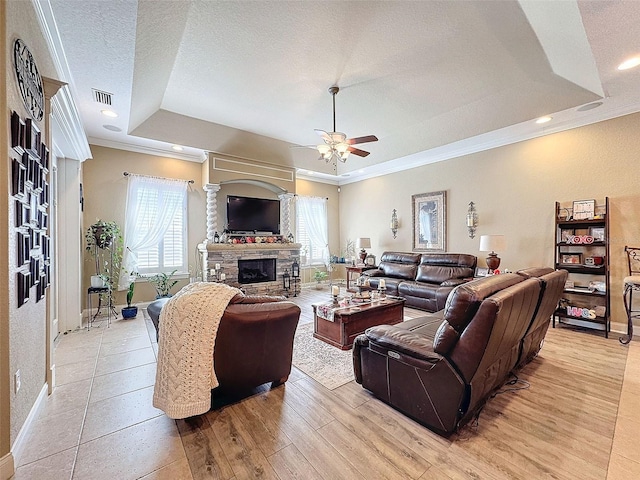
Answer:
[415, 254, 477, 284]
[377, 251, 421, 280]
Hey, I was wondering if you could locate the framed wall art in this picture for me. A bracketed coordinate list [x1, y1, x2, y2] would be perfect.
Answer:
[412, 191, 446, 251]
[12, 158, 26, 198]
[17, 271, 30, 307]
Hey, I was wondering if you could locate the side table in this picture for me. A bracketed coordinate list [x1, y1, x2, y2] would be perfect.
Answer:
[87, 286, 111, 330]
[345, 265, 377, 292]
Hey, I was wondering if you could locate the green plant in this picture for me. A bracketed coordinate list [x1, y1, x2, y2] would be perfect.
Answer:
[126, 282, 135, 307]
[147, 270, 179, 297]
[313, 269, 328, 283]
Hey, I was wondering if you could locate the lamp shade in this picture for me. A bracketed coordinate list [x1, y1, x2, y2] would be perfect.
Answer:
[479, 235, 506, 253]
[356, 237, 371, 249]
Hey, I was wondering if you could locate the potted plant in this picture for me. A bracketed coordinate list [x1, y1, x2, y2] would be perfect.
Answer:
[85, 219, 123, 315]
[313, 269, 328, 289]
[147, 270, 179, 298]
[121, 282, 138, 319]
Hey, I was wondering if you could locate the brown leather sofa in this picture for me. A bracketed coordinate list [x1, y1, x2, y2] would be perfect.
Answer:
[147, 292, 300, 393]
[362, 252, 477, 312]
[353, 268, 567, 435]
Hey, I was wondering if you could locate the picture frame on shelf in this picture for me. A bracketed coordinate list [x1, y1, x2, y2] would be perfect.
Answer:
[589, 226, 605, 242]
[365, 254, 376, 266]
[572, 199, 595, 220]
[412, 190, 446, 252]
[560, 253, 583, 265]
[475, 267, 490, 277]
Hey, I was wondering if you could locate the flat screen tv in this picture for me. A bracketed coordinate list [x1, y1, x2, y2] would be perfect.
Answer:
[226, 195, 280, 234]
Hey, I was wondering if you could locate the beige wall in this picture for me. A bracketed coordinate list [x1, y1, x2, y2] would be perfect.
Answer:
[82, 146, 207, 305]
[1, 0, 10, 469]
[5, 0, 59, 451]
[295, 179, 343, 282]
[340, 112, 640, 329]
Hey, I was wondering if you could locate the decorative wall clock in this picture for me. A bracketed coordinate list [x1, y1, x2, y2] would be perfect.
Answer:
[13, 39, 44, 121]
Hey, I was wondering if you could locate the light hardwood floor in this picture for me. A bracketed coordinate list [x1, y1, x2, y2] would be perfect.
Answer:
[12, 286, 640, 479]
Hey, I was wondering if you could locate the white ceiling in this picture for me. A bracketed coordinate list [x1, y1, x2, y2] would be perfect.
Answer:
[45, 0, 640, 183]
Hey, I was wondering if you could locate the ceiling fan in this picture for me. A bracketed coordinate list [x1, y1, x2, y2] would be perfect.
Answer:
[305, 86, 378, 164]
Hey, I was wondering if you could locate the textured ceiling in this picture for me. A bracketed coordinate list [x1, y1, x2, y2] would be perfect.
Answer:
[47, 0, 640, 181]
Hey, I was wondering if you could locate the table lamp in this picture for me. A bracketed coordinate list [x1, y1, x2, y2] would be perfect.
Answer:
[479, 234, 506, 272]
[356, 237, 371, 263]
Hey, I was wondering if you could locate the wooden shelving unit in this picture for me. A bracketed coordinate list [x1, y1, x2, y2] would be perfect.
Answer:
[553, 197, 610, 337]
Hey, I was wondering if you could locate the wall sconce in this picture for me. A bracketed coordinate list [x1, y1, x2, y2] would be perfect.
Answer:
[390, 209, 399, 239]
[466, 202, 478, 238]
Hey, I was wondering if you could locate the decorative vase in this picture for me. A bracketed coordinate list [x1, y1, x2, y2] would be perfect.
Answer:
[121, 306, 138, 319]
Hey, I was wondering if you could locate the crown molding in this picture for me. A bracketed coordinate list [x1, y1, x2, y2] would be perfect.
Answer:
[33, 0, 91, 161]
[88, 137, 206, 163]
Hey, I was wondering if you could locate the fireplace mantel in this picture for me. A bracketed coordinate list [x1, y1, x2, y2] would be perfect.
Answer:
[198, 241, 301, 295]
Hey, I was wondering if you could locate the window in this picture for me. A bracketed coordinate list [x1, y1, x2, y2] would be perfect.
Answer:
[296, 196, 328, 266]
[119, 175, 188, 288]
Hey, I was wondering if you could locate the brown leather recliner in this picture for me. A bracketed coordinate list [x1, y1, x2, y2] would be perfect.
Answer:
[148, 292, 300, 392]
[354, 273, 547, 435]
[515, 268, 568, 368]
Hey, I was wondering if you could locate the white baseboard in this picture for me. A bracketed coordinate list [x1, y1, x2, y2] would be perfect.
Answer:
[11, 383, 48, 468]
[0, 453, 15, 480]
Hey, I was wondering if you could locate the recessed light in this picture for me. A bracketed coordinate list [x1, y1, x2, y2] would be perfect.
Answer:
[535, 116, 552, 124]
[306, 171, 314, 175]
[103, 124, 122, 132]
[171, 145, 184, 151]
[617, 57, 640, 71]
[101, 109, 118, 118]
[577, 102, 603, 112]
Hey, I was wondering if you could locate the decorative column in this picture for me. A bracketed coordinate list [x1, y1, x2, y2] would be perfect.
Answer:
[203, 183, 221, 242]
[279, 193, 295, 239]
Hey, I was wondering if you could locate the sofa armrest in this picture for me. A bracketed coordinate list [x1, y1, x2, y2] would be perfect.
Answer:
[230, 293, 287, 304]
[440, 278, 468, 287]
[365, 325, 443, 364]
[362, 269, 384, 277]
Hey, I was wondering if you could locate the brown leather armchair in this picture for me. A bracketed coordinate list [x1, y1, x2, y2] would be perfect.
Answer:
[354, 273, 555, 435]
[148, 292, 300, 393]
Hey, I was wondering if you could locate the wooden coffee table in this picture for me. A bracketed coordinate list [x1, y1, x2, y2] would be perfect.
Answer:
[312, 297, 405, 350]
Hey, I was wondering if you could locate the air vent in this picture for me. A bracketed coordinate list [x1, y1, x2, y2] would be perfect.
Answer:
[92, 88, 113, 105]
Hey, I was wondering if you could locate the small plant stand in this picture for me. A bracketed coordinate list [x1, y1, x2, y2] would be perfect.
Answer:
[87, 285, 112, 330]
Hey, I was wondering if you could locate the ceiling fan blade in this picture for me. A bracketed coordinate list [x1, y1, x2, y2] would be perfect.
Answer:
[314, 129, 332, 143]
[348, 135, 378, 145]
[347, 146, 370, 157]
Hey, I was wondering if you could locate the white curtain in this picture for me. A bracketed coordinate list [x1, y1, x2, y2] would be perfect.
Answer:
[296, 196, 329, 265]
[118, 175, 187, 289]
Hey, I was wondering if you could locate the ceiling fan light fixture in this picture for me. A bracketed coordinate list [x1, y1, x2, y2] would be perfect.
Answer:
[317, 144, 331, 156]
[339, 151, 350, 162]
[335, 142, 349, 154]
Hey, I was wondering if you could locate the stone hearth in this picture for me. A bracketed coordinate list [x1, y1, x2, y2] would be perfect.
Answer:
[199, 242, 301, 296]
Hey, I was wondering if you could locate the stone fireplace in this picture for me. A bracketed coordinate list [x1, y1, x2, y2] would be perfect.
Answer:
[199, 242, 301, 295]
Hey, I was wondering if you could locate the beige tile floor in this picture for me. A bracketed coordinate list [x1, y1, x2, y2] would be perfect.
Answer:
[10, 306, 640, 480]
[12, 311, 192, 480]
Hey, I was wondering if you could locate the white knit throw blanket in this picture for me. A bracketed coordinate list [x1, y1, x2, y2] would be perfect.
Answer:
[152, 282, 241, 419]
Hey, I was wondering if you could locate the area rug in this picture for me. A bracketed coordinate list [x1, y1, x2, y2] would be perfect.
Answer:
[292, 323, 354, 390]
